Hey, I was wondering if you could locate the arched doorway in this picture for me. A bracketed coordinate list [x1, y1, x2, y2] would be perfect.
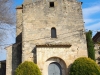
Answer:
[48, 62, 62, 75]
[43, 57, 67, 75]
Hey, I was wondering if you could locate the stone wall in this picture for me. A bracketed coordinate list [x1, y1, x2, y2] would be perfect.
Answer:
[94, 44, 100, 65]
[16, 6, 23, 43]
[6, 46, 12, 75]
[37, 46, 87, 75]
[22, 0, 87, 62]
[12, 43, 22, 75]
[6, 43, 22, 75]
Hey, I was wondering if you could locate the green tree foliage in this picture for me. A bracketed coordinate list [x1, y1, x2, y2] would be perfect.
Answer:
[86, 30, 95, 61]
[15, 61, 41, 75]
[69, 57, 100, 75]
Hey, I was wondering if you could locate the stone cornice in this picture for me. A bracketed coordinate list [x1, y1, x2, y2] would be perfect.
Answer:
[36, 44, 71, 47]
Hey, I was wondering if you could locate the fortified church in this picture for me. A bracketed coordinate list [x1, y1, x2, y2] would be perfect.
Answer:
[6, 0, 88, 75]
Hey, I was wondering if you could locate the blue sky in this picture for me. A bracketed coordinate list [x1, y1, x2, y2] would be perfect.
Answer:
[81, 0, 100, 35]
[0, 0, 100, 60]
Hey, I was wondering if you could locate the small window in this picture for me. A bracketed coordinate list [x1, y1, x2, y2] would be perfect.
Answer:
[99, 47, 100, 50]
[50, 2, 54, 7]
[51, 27, 57, 38]
[98, 57, 100, 61]
[98, 62, 100, 64]
[98, 51, 100, 54]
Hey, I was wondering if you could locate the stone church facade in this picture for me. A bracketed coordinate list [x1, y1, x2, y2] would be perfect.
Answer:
[6, 0, 88, 75]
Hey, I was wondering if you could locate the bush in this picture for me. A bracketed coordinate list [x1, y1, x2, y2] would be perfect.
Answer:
[69, 57, 100, 75]
[15, 61, 41, 75]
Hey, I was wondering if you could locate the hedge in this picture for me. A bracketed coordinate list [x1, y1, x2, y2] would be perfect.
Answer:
[15, 61, 41, 75]
[69, 57, 100, 75]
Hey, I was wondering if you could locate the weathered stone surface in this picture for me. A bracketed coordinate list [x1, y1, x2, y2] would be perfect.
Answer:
[6, 46, 12, 75]
[94, 44, 100, 64]
[6, 0, 88, 75]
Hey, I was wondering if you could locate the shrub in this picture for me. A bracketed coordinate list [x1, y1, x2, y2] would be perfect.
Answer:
[15, 61, 41, 75]
[69, 57, 100, 75]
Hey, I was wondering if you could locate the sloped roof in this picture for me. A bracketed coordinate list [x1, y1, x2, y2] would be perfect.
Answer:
[0, 60, 6, 63]
[93, 32, 100, 43]
[16, 5, 23, 9]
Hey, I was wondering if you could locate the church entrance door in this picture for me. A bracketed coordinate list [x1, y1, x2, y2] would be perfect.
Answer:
[48, 62, 62, 75]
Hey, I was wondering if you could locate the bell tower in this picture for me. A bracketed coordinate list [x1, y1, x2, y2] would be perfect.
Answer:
[21, 0, 87, 75]
[6, 0, 88, 75]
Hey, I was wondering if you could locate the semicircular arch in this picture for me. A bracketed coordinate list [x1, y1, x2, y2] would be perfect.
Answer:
[43, 57, 68, 75]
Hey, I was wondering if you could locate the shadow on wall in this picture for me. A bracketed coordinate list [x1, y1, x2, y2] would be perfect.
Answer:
[0, 60, 6, 75]
[12, 43, 22, 75]
[16, 32, 22, 43]
[32, 47, 37, 64]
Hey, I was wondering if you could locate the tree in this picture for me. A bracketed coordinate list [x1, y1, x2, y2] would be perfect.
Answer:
[69, 57, 100, 75]
[0, 0, 15, 25]
[0, 0, 15, 60]
[15, 61, 41, 75]
[0, 0, 15, 44]
[86, 30, 95, 61]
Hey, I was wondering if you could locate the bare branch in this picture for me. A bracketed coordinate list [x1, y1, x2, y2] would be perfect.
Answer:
[0, 0, 15, 25]
[0, 0, 16, 45]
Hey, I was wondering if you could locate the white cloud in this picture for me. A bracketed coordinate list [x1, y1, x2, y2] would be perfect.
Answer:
[83, 3, 100, 33]
[85, 22, 100, 30]
[84, 19, 100, 24]
[84, 19, 95, 24]
[83, 5, 100, 18]
[85, 22, 100, 36]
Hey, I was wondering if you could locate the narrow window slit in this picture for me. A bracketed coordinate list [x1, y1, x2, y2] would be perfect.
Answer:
[51, 27, 57, 38]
